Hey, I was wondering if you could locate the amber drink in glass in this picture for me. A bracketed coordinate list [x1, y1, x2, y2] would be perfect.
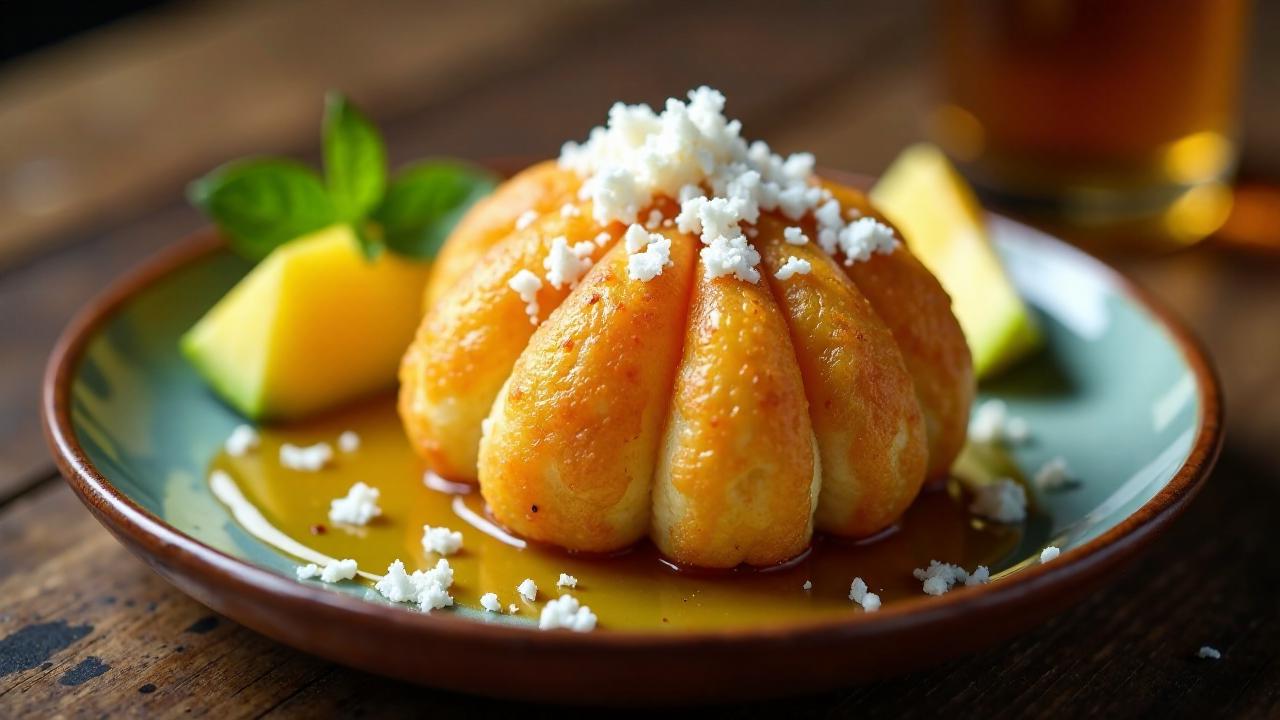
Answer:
[936, 0, 1248, 246]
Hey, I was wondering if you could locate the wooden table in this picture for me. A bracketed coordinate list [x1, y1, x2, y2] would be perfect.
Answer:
[3, 1, 1278, 716]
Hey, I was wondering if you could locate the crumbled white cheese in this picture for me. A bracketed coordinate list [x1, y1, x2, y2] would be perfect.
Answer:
[509, 604, 519, 614]
[560, 202, 581, 218]
[849, 577, 868, 604]
[337, 430, 360, 453]
[1033, 456, 1073, 491]
[515, 209, 538, 230]
[922, 575, 949, 596]
[802, 580, 813, 591]
[836, 217, 898, 265]
[375, 560, 417, 603]
[416, 583, 454, 612]
[480, 593, 503, 613]
[299, 558, 356, 583]
[624, 223, 654, 252]
[968, 399, 1031, 445]
[279, 442, 333, 472]
[861, 593, 882, 612]
[774, 256, 811, 281]
[628, 235, 673, 282]
[1004, 416, 1032, 444]
[328, 482, 382, 526]
[966, 565, 991, 586]
[543, 236, 594, 290]
[422, 525, 463, 556]
[410, 558, 455, 612]
[624, 223, 673, 281]
[968, 399, 1008, 443]
[517, 578, 538, 602]
[644, 208, 664, 230]
[556, 573, 578, 589]
[225, 424, 259, 456]
[969, 478, 1028, 523]
[700, 234, 761, 283]
[783, 226, 808, 246]
[559, 87, 895, 282]
[593, 231, 612, 246]
[1040, 546, 1060, 563]
[507, 269, 542, 324]
[913, 560, 987, 596]
[580, 166, 644, 226]
[539, 594, 598, 632]
[1198, 646, 1222, 660]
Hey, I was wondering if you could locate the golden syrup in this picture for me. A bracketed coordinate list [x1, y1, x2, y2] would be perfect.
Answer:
[210, 394, 1024, 631]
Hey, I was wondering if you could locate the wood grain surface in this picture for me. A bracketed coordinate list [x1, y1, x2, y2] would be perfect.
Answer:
[2, 1, 1278, 717]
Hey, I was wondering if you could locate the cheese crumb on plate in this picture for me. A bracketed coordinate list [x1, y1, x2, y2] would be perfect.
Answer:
[337, 430, 360, 453]
[968, 478, 1027, 523]
[422, 525, 463, 556]
[517, 578, 538, 602]
[327, 482, 382, 526]
[224, 424, 259, 456]
[296, 558, 357, 584]
[539, 594, 598, 632]
[279, 442, 333, 471]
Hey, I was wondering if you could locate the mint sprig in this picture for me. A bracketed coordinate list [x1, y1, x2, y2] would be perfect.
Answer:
[188, 92, 495, 262]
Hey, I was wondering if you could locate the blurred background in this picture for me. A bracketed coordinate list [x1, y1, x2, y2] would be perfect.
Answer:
[2, 1, 1278, 713]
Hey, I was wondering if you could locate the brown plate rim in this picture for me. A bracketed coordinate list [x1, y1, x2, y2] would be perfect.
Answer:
[41, 173, 1223, 653]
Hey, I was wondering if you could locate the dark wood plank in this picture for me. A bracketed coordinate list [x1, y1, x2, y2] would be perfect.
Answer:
[0, 0, 615, 270]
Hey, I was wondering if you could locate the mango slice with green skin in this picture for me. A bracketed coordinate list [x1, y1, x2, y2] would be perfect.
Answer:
[870, 143, 1041, 378]
[182, 224, 431, 420]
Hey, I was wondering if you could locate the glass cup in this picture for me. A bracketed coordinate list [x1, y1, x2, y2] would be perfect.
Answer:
[934, 0, 1250, 248]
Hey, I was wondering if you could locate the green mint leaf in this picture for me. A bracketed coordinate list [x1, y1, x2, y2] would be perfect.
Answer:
[375, 161, 497, 260]
[187, 159, 336, 261]
[323, 92, 387, 221]
[353, 222, 384, 261]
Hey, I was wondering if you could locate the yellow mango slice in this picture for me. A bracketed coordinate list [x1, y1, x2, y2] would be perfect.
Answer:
[823, 180, 975, 479]
[424, 160, 581, 308]
[870, 143, 1041, 377]
[182, 224, 431, 420]
[478, 231, 696, 553]
[652, 267, 818, 568]
[398, 199, 609, 480]
[755, 217, 928, 538]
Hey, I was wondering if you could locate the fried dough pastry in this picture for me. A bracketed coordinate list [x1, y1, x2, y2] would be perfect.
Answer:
[399, 168, 973, 567]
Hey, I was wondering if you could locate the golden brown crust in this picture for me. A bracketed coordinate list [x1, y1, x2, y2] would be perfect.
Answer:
[755, 215, 928, 537]
[424, 161, 581, 309]
[821, 180, 975, 478]
[398, 198, 610, 479]
[398, 163, 971, 562]
[651, 266, 818, 568]
[478, 230, 697, 552]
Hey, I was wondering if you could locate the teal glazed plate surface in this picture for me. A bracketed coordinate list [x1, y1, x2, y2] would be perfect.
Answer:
[43, 186, 1222, 704]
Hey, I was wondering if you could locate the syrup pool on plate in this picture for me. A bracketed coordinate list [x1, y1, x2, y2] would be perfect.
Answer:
[209, 395, 1028, 631]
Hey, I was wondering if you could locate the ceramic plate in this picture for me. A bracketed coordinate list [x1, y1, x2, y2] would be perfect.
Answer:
[43, 182, 1221, 704]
